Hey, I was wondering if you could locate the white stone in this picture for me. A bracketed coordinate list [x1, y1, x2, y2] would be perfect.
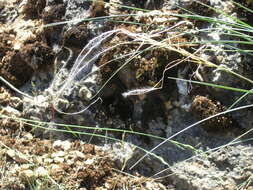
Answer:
[53, 140, 71, 151]
[54, 157, 65, 163]
[19, 169, 35, 179]
[84, 158, 95, 165]
[35, 167, 48, 177]
[51, 151, 65, 158]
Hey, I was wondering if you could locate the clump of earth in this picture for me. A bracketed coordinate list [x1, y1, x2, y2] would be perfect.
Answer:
[0, 0, 253, 189]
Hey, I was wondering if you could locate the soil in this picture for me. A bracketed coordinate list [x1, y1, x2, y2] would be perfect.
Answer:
[0, 0, 253, 190]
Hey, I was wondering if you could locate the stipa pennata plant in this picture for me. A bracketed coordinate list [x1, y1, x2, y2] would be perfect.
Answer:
[2, 18, 252, 118]
[20, 29, 128, 120]
[1, 4, 252, 127]
[43, 28, 157, 115]
[3, 3, 253, 137]
[7, 22, 195, 117]
[0, 21, 178, 128]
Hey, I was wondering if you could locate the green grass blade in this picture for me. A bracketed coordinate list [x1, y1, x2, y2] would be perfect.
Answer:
[228, 88, 253, 109]
[193, 0, 253, 30]
[0, 113, 196, 151]
[2, 114, 170, 167]
[232, 0, 253, 15]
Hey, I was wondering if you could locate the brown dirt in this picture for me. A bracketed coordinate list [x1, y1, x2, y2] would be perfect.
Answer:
[0, 128, 168, 189]
[0, 2, 54, 86]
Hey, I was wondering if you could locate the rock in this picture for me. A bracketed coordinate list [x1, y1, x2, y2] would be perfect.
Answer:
[35, 167, 48, 177]
[19, 169, 35, 181]
[53, 140, 71, 151]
